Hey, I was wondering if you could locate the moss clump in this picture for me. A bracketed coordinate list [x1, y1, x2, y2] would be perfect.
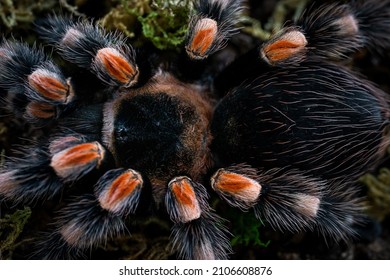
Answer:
[0, 207, 32, 259]
[101, 0, 192, 50]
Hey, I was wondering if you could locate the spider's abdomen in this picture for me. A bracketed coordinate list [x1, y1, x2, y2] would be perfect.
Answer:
[212, 60, 390, 181]
[102, 73, 213, 191]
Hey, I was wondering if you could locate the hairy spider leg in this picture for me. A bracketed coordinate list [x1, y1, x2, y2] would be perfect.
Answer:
[211, 164, 364, 243]
[294, 1, 361, 62]
[165, 176, 231, 260]
[215, 0, 390, 94]
[35, 15, 139, 88]
[0, 145, 64, 204]
[260, 0, 390, 65]
[31, 168, 144, 259]
[49, 135, 106, 182]
[95, 168, 143, 217]
[0, 41, 75, 125]
[0, 133, 107, 204]
[349, 0, 390, 54]
[185, 0, 244, 60]
[260, 28, 308, 66]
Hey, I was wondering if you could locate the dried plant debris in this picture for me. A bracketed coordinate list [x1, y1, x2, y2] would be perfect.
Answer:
[0, 0, 56, 30]
[0, 207, 32, 259]
[360, 168, 390, 221]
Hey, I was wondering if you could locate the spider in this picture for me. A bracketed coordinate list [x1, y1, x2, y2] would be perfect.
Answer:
[0, 0, 390, 260]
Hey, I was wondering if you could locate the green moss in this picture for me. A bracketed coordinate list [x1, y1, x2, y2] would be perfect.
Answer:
[137, 9, 188, 50]
[101, 0, 192, 50]
[0, 207, 32, 259]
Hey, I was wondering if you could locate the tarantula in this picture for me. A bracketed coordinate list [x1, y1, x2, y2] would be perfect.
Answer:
[0, 0, 390, 259]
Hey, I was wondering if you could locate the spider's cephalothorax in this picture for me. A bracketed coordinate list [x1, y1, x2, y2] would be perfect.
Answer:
[1, 0, 390, 259]
[101, 73, 213, 200]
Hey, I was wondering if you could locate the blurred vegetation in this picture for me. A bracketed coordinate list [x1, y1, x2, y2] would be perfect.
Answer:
[360, 166, 390, 221]
[0, 0, 55, 29]
[242, 0, 310, 41]
[0, 207, 32, 259]
[229, 209, 270, 248]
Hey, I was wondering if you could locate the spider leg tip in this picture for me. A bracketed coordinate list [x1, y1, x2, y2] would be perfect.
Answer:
[94, 47, 139, 87]
[97, 168, 143, 216]
[261, 29, 307, 65]
[186, 18, 218, 60]
[50, 141, 105, 180]
[166, 176, 202, 223]
[211, 168, 261, 209]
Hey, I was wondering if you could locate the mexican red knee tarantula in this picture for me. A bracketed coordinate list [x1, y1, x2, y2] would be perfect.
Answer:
[1, 0, 390, 259]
